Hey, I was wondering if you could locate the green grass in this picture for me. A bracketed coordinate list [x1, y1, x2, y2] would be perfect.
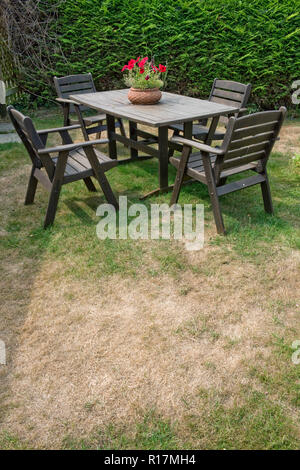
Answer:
[193, 390, 298, 450]
[1, 110, 299, 268]
[2, 390, 298, 450]
[0, 431, 29, 450]
[1, 139, 299, 277]
[62, 412, 180, 450]
[72, 392, 297, 450]
[0, 110, 300, 449]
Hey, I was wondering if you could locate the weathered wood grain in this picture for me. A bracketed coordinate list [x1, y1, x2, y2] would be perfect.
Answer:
[70, 89, 239, 127]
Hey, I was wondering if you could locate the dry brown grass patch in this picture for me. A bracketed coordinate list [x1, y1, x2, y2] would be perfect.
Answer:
[0, 117, 299, 449]
[0, 244, 298, 448]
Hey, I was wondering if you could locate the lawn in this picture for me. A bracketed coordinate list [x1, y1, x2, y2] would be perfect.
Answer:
[0, 108, 299, 449]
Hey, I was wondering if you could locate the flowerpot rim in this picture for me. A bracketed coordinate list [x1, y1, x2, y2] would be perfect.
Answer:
[129, 87, 161, 92]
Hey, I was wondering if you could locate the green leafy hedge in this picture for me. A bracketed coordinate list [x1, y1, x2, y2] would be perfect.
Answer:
[24, 0, 300, 109]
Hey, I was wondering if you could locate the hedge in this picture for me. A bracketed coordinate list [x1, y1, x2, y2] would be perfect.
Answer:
[19, 0, 300, 109]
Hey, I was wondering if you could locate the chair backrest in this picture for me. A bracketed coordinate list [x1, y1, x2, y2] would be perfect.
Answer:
[54, 73, 96, 112]
[216, 107, 286, 175]
[209, 79, 252, 124]
[7, 106, 55, 179]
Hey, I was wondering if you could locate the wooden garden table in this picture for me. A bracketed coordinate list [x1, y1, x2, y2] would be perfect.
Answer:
[70, 89, 239, 197]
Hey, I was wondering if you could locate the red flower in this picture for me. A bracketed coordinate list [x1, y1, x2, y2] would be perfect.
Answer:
[138, 56, 148, 68]
[121, 65, 129, 72]
[139, 68, 145, 74]
[145, 75, 150, 80]
[159, 64, 167, 73]
[128, 59, 136, 69]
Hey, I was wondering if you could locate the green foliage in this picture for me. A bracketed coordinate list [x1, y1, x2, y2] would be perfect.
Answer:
[27, 0, 299, 110]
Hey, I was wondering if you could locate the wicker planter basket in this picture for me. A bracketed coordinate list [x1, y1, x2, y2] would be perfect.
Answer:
[128, 87, 162, 105]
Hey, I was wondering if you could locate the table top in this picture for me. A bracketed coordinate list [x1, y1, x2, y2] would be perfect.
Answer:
[70, 89, 239, 127]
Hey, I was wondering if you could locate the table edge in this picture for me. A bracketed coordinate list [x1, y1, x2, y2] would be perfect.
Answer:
[70, 93, 239, 127]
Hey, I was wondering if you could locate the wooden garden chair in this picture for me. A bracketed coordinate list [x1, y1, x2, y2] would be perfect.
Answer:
[54, 73, 126, 141]
[169, 107, 286, 235]
[168, 79, 252, 157]
[8, 105, 118, 228]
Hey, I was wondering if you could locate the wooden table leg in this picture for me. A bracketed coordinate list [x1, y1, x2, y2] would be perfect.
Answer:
[140, 123, 196, 200]
[204, 115, 219, 145]
[106, 113, 117, 160]
[158, 126, 169, 190]
[139, 125, 169, 199]
[183, 120, 193, 140]
[129, 121, 138, 160]
[117, 121, 155, 165]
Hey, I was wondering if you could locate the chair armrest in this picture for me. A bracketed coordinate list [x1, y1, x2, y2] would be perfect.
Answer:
[55, 97, 79, 105]
[238, 108, 248, 116]
[38, 138, 109, 155]
[37, 124, 82, 135]
[171, 136, 225, 155]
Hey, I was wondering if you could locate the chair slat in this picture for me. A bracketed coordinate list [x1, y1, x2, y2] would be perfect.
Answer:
[212, 88, 245, 103]
[232, 121, 277, 140]
[68, 154, 91, 173]
[54, 73, 93, 86]
[214, 79, 247, 94]
[69, 148, 91, 169]
[52, 157, 78, 176]
[59, 89, 94, 98]
[59, 82, 95, 94]
[188, 160, 205, 170]
[222, 150, 266, 169]
[226, 141, 268, 160]
[220, 163, 258, 178]
[217, 174, 266, 196]
[185, 166, 207, 183]
[228, 132, 274, 150]
[234, 110, 282, 129]
[211, 96, 240, 108]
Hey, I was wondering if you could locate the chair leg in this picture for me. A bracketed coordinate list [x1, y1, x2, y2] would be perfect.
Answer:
[218, 177, 227, 186]
[96, 120, 105, 139]
[81, 125, 90, 141]
[208, 186, 226, 235]
[44, 180, 63, 228]
[84, 147, 119, 210]
[260, 171, 274, 214]
[43, 151, 68, 228]
[202, 156, 226, 235]
[94, 169, 119, 210]
[74, 105, 90, 141]
[25, 166, 38, 205]
[118, 118, 126, 138]
[83, 177, 97, 192]
[168, 129, 179, 160]
[170, 145, 191, 205]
